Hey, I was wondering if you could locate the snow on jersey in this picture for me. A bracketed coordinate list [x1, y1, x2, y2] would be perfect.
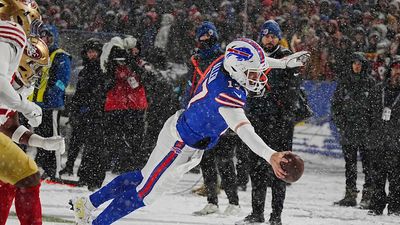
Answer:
[176, 56, 247, 150]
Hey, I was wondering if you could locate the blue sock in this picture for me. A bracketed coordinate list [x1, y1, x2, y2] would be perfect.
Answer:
[89, 171, 143, 208]
[92, 187, 144, 225]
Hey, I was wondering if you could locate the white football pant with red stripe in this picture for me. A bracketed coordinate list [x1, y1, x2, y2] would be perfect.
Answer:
[136, 110, 204, 205]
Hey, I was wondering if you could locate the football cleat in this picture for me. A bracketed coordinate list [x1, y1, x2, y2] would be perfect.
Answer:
[69, 196, 95, 225]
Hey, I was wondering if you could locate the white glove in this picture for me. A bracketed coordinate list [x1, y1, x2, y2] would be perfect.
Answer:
[22, 103, 42, 127]
[16, 97, 42, 127]
[284, 51, 310, 68]
[28, 134, 66, 154]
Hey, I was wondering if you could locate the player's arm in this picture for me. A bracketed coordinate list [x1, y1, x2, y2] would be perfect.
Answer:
[0, 111, 65, 153]
[0, 42, 42, 127]
[266, 51, 310, 69]
[218, 106, 288, 179]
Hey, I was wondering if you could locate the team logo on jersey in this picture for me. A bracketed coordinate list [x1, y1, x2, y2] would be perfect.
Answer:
[226, 47, 253, 61]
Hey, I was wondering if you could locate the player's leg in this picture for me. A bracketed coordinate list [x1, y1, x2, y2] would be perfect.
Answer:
[0, 181, 16, 225]
[15, 182, 42, 225]
[93, 132, 202, 224]
[89, 171, 143, 208]
[0, 133, 42, 225]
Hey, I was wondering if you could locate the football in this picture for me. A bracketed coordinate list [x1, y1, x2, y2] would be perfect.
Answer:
[280, 153, 304, 183]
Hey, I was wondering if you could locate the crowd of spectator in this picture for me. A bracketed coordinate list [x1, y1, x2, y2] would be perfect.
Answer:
[37, 0, 400, 81]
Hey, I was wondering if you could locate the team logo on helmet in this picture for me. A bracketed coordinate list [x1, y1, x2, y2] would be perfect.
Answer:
[24, 36, 49, 65]
[226, 47, 253, 61]
[25, 41, 41, 59]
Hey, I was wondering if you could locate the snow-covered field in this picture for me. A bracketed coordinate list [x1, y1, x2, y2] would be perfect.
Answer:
[6, 152, 398, 225]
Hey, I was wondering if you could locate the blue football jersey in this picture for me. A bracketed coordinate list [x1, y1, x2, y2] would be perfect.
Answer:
[176, 57, 247, 150]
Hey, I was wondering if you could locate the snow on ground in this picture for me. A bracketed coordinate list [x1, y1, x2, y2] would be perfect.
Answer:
[6, 152, 399, 225]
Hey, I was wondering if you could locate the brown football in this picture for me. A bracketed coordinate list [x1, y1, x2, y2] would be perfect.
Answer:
[280, 153, 304, 183]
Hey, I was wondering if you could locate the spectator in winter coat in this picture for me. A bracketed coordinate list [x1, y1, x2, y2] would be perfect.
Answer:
[366, 56, 400, 216]
[236, 19, 307, 225]
[102, 36, 148, 173]
[138, 13, 158, 60]
[31, 24, 71, 179]
[154, 13, 174, 51]
[331, 52, 376, 208]
[60, 38, 107, 191]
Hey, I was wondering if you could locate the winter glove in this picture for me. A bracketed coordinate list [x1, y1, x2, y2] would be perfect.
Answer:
[284, 51, 310, 68]
[28, 134, 66, 155]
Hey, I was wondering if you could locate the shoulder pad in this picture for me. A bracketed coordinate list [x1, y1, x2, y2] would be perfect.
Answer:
[0, 20, 27, 50]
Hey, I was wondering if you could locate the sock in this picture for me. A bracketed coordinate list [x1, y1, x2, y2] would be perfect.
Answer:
[15, 184, 42, 225]
[0, 182, 16, 225]
[90, 170, 143, 208]
[92, 186, 144, 225]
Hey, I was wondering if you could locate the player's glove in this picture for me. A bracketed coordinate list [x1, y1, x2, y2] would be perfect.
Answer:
[28, 134, 66, 154]
[284, 51, 310, 68]
[16, 97, 43, 127]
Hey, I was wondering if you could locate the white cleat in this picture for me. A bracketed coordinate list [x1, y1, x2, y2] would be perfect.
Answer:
[223, 204, 241, 216]
[70, 196, 95, 225]
[192, 203, 219, 216]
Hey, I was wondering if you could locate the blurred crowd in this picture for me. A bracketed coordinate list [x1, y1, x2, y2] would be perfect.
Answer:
[29, 0, 400, 222]
[36, 0, 400, 81]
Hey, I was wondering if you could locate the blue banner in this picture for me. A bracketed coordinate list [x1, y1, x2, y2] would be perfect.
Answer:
[293, 81, 343, 158]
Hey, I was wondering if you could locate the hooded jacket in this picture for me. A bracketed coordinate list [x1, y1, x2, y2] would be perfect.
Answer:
[331, 53, 376, 145]
[365, 59, 400, 150]
[30, 25, 71, 109]
[103, 40, 148, 111]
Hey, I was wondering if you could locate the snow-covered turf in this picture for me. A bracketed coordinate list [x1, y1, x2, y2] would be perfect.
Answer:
[6, 152, 398, 225]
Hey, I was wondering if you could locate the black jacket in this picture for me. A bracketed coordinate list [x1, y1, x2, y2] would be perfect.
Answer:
[331, 57, 375, 145]
[69, 61, 106, 125]
[365, 82, 400, 150]
[247, 46, 301, 123]
[246, 45, 301, 150]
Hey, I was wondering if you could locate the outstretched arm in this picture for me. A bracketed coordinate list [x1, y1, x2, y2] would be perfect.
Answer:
[266, 51, 310, 69]
[0, 105, 65, 154]
[219, 107, 288, 179]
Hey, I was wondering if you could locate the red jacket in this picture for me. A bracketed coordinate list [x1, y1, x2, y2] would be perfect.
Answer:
[104, 65, 148, 111]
